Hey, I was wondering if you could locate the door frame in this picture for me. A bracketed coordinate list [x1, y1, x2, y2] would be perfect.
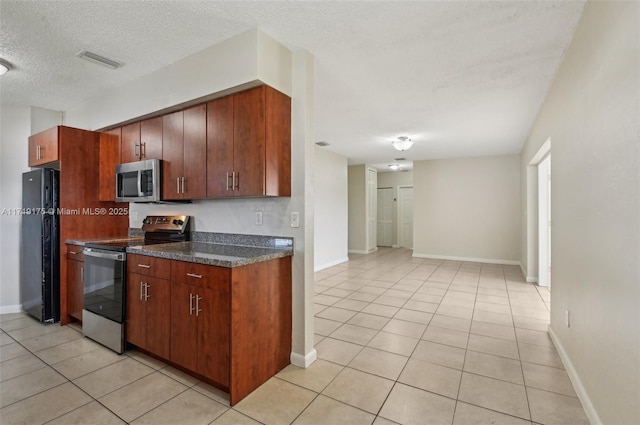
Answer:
[526, 137, 551, 284]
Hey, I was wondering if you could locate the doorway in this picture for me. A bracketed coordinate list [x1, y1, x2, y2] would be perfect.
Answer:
[377, 188, 393, 247]
[538, 155, 551, 287]
[398, 186, 414, 249]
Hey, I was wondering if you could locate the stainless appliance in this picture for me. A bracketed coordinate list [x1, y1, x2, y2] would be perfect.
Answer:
[20, 168, 60, 323]
[82, 215, 190, 353]
[115, 159, 161, 202]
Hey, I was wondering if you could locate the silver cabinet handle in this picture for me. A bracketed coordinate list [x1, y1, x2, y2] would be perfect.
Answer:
[135, 142, 140, 158]
[137, 264, 151, 269]
[196, 295, 202, 316]
[139, 281, 144, 301]
[69, 250, 77, 255]
[187, 273, 202, 279]
[189, 293, 195, 315]
[36, 145, 41, 160]
[141, 142, 146, 158]
[181, 177, 185, 194]
[144, 283, 150, 300]
[81, 267, 84, 283]
[232, 171, 238, 191]
[177, 177, 180, 194]
[226, 172, 231, 191]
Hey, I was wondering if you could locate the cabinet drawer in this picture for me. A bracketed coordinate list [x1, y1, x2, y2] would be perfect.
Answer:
[171, 260, 229, 289]
[66, 245, 84, 261]
[128, 254, 171, 279]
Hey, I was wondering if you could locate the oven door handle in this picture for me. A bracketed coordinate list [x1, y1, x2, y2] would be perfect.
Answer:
[82, 248, 125, 262]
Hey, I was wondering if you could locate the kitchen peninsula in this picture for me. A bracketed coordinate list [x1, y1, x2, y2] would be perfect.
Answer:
[68, 232, 293, 406]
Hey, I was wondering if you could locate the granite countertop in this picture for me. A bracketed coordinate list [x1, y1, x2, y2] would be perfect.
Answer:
[127, 241, 293, 268]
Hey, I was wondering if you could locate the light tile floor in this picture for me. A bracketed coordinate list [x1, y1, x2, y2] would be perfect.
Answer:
[0, 248, 590, 424]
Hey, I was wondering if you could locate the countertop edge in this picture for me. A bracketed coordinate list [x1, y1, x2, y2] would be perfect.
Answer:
[126, 246, 293, 268]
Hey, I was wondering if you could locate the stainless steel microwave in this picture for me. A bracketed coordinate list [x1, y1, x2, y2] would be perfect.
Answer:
[115, 159, 161, 202]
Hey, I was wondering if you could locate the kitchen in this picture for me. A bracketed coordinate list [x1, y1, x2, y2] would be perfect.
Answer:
[8, 29, 313, 410]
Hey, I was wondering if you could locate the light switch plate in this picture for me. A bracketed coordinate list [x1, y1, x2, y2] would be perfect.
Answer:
[291, 211, 300, 228]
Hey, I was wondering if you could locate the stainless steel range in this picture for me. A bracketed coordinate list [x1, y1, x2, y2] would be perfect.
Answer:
[82, 215, 189, 353]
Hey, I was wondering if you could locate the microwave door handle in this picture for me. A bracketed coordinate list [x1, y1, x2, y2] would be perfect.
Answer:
[137, 171, 143, 196]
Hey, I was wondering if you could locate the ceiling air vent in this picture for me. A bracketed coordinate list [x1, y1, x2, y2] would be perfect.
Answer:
[394, 157, 406, 161]
[315, 141, 330, 147]
[76, 51, 123, 69]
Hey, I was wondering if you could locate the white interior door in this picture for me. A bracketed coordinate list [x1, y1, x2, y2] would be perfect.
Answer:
[366, 168, 377, 252]
[398, 186, 413, 249]
[538, 155, 551, 287]
[377, 188, 393, 247]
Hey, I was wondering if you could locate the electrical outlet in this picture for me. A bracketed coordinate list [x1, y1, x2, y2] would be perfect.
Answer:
[255, 211, 263, 226]
[565, 309, 570, 327]
[290, 211, 300, 228]
[131, 211, 138, 222]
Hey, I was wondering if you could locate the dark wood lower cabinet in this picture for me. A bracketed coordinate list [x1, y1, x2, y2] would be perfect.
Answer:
[126, 255, 291, 406]
[126, 273, 171, 359]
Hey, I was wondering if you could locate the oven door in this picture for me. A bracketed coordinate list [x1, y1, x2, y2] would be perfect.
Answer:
[82, 248, 126, 323]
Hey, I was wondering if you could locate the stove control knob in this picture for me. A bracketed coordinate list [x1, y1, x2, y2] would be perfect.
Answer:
[173, 219, 184, 226]
[143, 218, 152, 225]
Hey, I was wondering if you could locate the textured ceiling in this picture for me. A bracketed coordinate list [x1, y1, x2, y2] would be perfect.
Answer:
[0, 1, 585, 169]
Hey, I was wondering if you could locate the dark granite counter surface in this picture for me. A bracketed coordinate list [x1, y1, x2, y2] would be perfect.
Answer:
[126, 241, 293, 268]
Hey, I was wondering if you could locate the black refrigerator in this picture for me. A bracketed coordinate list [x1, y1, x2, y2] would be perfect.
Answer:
[20, 168, 60, 323]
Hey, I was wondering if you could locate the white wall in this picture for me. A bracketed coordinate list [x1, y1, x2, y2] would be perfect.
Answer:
[520, 2, 639, 423]
[0, 106, 63, 313]
[314, 147, 348, 271]
[413, 155, 520, 263]
[378, 170, 413, 247]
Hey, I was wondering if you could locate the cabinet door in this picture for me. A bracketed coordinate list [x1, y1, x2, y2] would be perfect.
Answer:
[206, 95, 234, 197]
[145, 276, 171, 359]
[162, 111, 184, 200]
[170, 282, 198, 372]
[126, 273, 146, 348]
[197, 284, 230, 385]
[233, 86, 265, 196]
[28, 127, 59, 166]
[67, 259, 84, 321]
[140, 117, 163, 160]
[98, 128, 121, 201]
[183, 104, 207, 199]
[121, 122, 141, 163]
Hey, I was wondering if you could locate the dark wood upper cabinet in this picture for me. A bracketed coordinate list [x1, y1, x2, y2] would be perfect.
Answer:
[28, 127, 59, 166]
[162, 104, 206, 200]
[206, 95, 234, 198]
[98, 127, 121, 201]
[207, 85, 291, 198]
[121, 117, 163, 163]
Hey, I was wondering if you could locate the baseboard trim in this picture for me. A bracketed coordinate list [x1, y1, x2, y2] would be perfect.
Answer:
[412, 253, 520, 266]
[314, 257, 349, 272]
[290, 349, 317, 368]
[548, 325, 602, 425]
[526, 276, 538, 283]
[0, 305, 22, 314]
[392, 245, 400, 248]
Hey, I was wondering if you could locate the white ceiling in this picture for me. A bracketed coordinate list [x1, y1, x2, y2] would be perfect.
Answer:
[0, 1, 585, 170]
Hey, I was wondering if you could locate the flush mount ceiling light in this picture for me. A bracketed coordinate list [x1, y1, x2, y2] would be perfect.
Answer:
[0, 58, 12, 75]
[315, 141, 330, 146]
[77, 50, 123, 69]
[388, 164, 401, 171]
[392, 136, 413, 151]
